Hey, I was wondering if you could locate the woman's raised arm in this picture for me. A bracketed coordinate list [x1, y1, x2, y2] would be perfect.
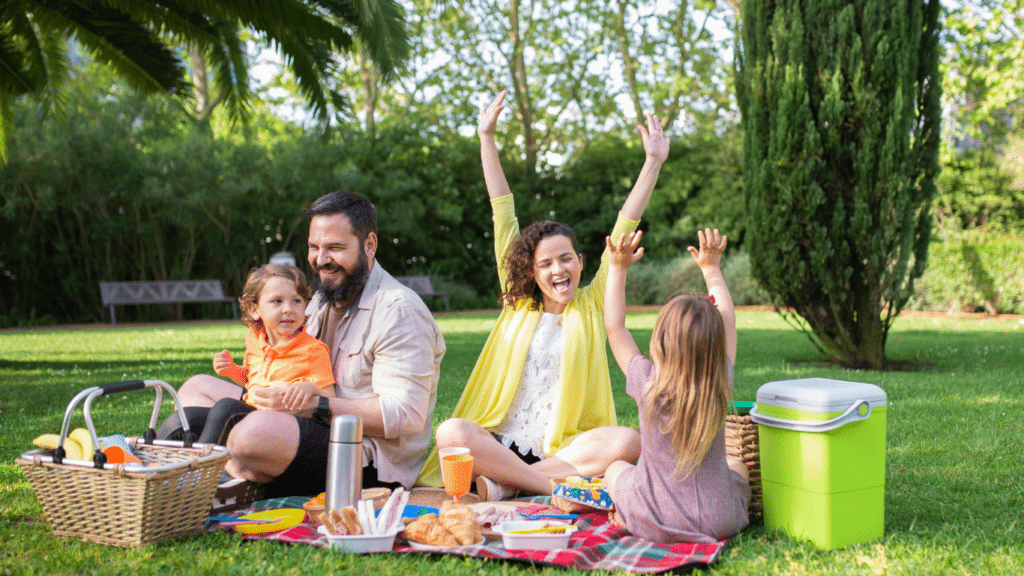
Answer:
[619, 114, 669, 222]
[479, 90, 512, 201]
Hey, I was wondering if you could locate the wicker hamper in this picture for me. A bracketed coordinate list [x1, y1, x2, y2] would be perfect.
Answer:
[16, 380, 229, 547]
[725, 412, 762, 515]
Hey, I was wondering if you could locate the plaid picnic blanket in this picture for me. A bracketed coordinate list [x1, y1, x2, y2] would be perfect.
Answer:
[212, 496, 728, 573]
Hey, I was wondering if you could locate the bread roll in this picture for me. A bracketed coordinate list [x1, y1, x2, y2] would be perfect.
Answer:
[402, 513, 459, 547]
[439, 501, 483, 545]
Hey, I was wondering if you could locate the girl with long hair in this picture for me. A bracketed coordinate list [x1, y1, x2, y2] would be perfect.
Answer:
[602, 229, 750, 543]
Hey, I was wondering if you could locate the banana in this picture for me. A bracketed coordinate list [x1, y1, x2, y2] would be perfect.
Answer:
[32, 433, 84, 460]
[69, 428, 95, 459]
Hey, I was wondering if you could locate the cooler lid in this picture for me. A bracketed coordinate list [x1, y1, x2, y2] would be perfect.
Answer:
[756, 378, 887, 413]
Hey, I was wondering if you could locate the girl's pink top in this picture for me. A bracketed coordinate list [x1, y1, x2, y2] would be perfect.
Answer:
[610, 353, 750, 544]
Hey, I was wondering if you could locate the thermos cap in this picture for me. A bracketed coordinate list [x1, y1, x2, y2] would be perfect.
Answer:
[330, 415, 362, 443]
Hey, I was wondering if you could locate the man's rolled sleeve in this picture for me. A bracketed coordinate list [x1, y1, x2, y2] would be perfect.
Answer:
[372, 303, 438, 439]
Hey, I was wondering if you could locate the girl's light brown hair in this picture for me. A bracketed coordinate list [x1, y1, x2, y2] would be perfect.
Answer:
[646, 294, 732, 479]
[500, 220, 582, 310]
[238, 264, 313, 330]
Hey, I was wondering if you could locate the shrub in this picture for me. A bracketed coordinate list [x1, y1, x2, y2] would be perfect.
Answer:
[722, 250, 770, 306]
[622, 250, 770, 307]
[908, 231, 1024, 314]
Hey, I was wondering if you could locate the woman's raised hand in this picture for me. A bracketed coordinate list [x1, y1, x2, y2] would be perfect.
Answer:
[637, 114, 669, 164]
[478, 90, 508, 139]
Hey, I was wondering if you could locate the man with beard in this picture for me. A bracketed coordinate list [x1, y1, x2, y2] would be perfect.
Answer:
[159, 191, 446, 500]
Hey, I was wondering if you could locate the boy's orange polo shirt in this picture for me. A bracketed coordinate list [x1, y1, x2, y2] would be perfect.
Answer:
[241, 326, 335, 406]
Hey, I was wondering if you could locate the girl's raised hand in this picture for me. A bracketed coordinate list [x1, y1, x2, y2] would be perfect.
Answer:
[637, 114, 669, 164]
[607, 230, 645, 270]
[478, 90, 508, 139]
[687, 228, 727, 269]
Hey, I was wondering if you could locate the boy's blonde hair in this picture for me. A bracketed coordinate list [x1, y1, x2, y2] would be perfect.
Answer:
[645, 294, 733, 480]
[238, 264, 313, 330]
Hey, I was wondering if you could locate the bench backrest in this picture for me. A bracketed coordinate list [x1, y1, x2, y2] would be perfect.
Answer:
[99, 280, 231, 306]
[393, 276, 436, 295]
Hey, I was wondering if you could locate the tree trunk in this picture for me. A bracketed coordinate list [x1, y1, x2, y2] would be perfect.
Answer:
[358, 42, 379, 140]
[614, 0, 644, 125]
[509, 0, 538, 191]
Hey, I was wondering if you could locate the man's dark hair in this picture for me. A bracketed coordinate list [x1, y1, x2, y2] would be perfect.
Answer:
[307, 191, 378, 242]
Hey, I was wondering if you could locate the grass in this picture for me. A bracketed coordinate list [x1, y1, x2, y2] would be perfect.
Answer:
[1, 310, 1023, 575]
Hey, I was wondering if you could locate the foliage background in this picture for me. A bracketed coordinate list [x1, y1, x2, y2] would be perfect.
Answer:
[2, 0, 1024, 328]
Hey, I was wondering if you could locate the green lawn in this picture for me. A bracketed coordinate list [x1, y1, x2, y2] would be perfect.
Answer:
[1, 311, 1022, 575]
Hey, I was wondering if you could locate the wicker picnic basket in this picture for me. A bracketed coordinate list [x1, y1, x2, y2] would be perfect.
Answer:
[725, 412, 762, 516]
[17, 380, 230, 547]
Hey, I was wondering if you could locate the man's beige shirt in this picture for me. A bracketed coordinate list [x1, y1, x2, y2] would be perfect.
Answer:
[306, 262, 445, 488]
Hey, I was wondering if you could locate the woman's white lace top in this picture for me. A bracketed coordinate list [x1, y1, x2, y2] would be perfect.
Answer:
[494, 312, 564, 459]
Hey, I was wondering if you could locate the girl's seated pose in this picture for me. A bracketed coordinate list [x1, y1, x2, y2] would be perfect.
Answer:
[416, 90, 669, 499]
[159, 263, 336, 452]
[603, 229, 750, 544]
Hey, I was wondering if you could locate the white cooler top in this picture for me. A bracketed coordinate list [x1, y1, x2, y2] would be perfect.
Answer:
[756, 378, 887, 413]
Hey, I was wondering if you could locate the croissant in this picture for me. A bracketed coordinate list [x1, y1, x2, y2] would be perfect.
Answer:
[402, 513, 459, 547]
[439, 501, 483, 545]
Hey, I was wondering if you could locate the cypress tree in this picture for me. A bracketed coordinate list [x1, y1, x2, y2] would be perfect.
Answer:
[736, 0, 942, 368]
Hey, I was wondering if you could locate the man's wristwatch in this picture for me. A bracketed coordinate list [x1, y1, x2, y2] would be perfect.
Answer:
[313, 396, 332, 426]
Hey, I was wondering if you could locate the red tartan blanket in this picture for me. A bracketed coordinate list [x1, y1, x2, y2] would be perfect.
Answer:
[212, 496, 728, 573]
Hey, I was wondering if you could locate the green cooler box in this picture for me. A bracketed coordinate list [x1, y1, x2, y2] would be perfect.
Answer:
[749, 378, 887, 550]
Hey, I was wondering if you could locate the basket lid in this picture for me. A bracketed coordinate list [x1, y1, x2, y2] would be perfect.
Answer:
[756, 378, 887, 413]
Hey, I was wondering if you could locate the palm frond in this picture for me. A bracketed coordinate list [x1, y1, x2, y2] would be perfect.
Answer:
[315, 0, 411, 81]
[174, 0, 354, 48]
[0, 90, 13, 164]
[96, 0, 221, 47]
[36, 22, 69, 122]
[32, 0, 190, 94]
[207, 19, 252, 126]
[267, 29, 343, 124]
[0, 11, 45, 95]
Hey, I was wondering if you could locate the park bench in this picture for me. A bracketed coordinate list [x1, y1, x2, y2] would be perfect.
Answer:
[394, 276, 450, 312]
[98, 280, 239, 326]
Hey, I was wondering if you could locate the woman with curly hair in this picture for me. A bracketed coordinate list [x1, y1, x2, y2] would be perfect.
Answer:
[417, 91, 669, 500]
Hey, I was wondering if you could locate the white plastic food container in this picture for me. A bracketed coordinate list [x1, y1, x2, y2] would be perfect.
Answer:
[317, 525, 399, 553]
[496, 520, 577, 550]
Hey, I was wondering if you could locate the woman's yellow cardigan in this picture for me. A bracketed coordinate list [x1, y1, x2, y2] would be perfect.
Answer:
[417, 195, 639, 487]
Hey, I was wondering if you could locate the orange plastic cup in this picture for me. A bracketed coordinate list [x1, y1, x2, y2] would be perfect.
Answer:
[103, 445, 142, 465]
[441, 454, 474, 503]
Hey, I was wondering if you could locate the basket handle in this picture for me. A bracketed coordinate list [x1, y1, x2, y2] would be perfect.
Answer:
[99, 379, 148, 395]
[53, 380, 196, 467]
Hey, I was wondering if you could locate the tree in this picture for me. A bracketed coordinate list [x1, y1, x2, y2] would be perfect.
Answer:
[341, 1, 735, 179]
[938, 0, 1024, 232]
[608, 0, 736, 133]
[0, 0, 411, 161]
[736, 0, 942, 369]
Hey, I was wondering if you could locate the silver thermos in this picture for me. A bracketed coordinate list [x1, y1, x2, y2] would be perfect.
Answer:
[325, 415, 362, 511]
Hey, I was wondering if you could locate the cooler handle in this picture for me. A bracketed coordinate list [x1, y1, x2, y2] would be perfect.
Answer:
[749, 399, 872, 432]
